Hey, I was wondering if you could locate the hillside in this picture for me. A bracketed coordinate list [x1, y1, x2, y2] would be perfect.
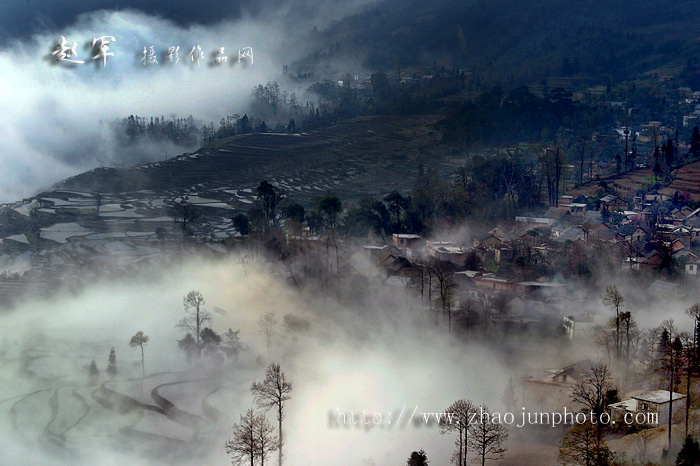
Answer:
[299, 0, 700, 84]
[566, 161, 700, 202]
[0, 115, 449, 301]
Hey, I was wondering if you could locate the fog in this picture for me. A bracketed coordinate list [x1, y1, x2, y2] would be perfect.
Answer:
[0, 252, 511, 466]
[0, 0, 374, 203]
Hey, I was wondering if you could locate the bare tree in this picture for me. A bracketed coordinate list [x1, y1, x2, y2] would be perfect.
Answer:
[538, 147, 563, 206]
[428, 258, 456, 332]
[177, 290, 211, 361]
[559, 421, 612, 466]
[258, 312, 278, 355]
[129, 331, 149, 377]
[634, 427, 654, 461]
[602, 285, 625, 366]
[654, 319, 686, 450]
[571, 361, 616, 446]
[469, 404, 508, 466]
[686, 303, 700, 437]
[254, 412, 278, 466]
[171, 199, 201, 239]
[439, 399, 478, 466]
[571, 362, 615, 417]
[225, 408, 257, 466]
[252, 362, 292, 466]
[576, 135, 587, 186]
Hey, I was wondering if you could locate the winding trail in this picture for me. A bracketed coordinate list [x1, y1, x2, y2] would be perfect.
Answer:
[150, 379, 206, 429]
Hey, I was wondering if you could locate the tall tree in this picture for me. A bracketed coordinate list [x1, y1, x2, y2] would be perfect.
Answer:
[171, 199, 201, 239]
[655, 319, 685, 450]
[317, 194, 342, 230]
[252, 363, 292, 466]
[469, 404, 508, 466]
[254, 412, 278, 466]
[226, 408, 258, 466]
[129, 331, 149, 378]
[429, 258, 456, 332]
[258, 312, 278, 356]
[107, 347, 118, 377]
[571, 362, 616, 446]
[256, 180, 286, 231]
[686, 303, 700, 436]
[177, 290, 211, 361]
[384, 190, 409, 232]
[317, 193, 343, 279]
[439, 399, 478, 466]
[690, 126, 700, 160]
[602, 285, 625, 366]
[571, 362, 615, 418]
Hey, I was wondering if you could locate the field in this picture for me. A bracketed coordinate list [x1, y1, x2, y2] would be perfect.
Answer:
[566, 161, 700, 202]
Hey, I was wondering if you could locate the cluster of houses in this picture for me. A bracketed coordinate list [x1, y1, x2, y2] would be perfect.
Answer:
[358, 231, 598, 337]
[525, 359, 686, 428]
[350, 188, 700, 337]
[517, 191, 700, 274]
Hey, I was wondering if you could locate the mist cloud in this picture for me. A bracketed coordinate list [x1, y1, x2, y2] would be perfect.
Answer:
[0, 0, 375, 203]
[0, 253, 508, 466]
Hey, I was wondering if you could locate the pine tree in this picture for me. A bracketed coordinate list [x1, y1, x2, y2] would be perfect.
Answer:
[676, 435, 700, 466]
[107, 347, 118, 377]
[89, 360, 100, 383]
[691, 126, 700, 160]
[407, 449, 430, 466]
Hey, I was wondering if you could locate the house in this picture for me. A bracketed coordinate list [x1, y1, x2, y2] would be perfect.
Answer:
[378, 251, 413, 277]
[472, 274, 515, 293]
[600, 195, 628, 212]
[429, 244, 473, 268]
[644, 191, 666, 202]
[545, 207, 568, 221]
[638, 249, 663, 271]
[515, 281, 567, 299]
[524, 359, 594, 411]
[684, 207, 700, 225]
[559, 203, 587, 214]
[363, 244, 401, 259]
[473, 233, 503, 249]
[489, 225, 511, 241]
[552, 226, 586, 244]
[615, 225, 649, 244]
[563, 312, 602, 338]
[671, 237, 691, 253]
[647, 279, 682, 298]
[494, 245, 515, 264]
[473, 246, 495, 264]
[610, 390, 686, 426]
[515, 215, 554, 226]
[519, 227, 549, 246]
[392, 234, 422, 250]
[573, 195, 592, 205]
[686, 258, 700, 276]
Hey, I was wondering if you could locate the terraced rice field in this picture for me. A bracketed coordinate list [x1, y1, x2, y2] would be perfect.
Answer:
[0, 341, 249, 461]
[0, 115, 448, 294]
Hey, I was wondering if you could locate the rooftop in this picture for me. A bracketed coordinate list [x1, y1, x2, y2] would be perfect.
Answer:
[610, 399, 637, 411]
[517, 281, 567, 288]
[632, 390, 686, 404]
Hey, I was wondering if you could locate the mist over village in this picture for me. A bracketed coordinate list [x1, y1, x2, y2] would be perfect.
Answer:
[6, 1, 700, 466]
